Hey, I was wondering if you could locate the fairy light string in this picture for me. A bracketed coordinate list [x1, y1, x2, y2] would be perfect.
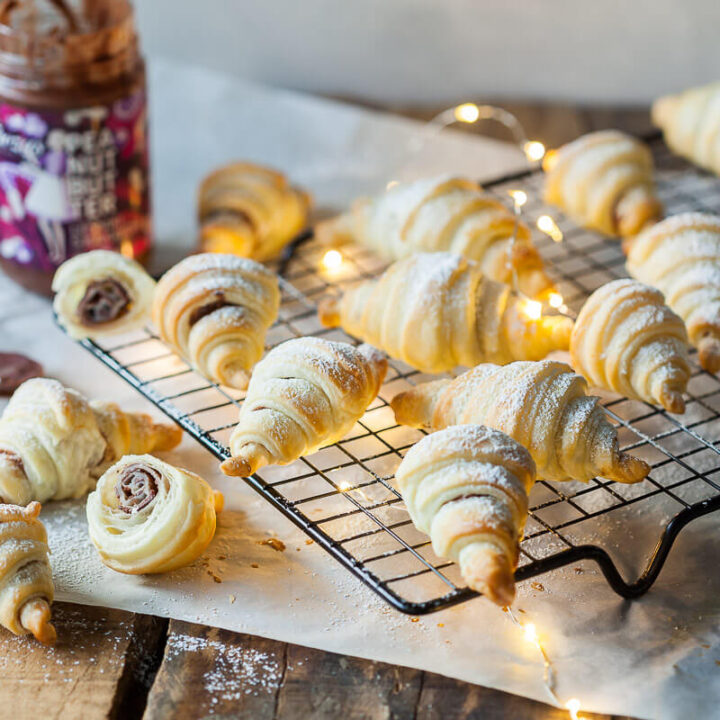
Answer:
[423, 102, 577, 321]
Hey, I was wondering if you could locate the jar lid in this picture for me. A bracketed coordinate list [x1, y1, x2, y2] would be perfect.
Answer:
[0, 0, 139, 89]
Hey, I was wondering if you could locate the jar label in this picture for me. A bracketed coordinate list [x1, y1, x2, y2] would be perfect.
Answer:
[0, 88, 151, 272]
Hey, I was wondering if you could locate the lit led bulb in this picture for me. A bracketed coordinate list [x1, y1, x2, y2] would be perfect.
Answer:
[524, 140, 546, 162]
[565, 698, 582, 720]
[337, 480, 352, 492]
[548, 292, 564, 309]
[509, 189, 527, 208]
[322, 249, 343, 271]
[537, 215, 563, 242]
[454, 102, 480, 123]
[386, 180, 399, 190]
[521, 300, 543, 321]
[523, 622, 539, 644]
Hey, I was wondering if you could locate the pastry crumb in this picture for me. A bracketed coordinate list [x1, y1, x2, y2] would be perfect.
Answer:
[410, 617, 419, 623]
[305, 539, 314, 545]
[251, 563, 259, 568]
[258, 538, 286, 552]
[228, 595, 236, 604]
[531, 582, 544, 592]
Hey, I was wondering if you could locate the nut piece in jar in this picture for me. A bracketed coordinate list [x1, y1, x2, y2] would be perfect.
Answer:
[52, 249, 155, 339]
[87, 454, 223, 574]
[198, 162, 311, 261]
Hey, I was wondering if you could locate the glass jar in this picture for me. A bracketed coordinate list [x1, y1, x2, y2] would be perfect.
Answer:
[0, 0, 151, 295]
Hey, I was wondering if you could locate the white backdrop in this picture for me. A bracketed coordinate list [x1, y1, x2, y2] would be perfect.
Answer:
[135, 0, 719, 105]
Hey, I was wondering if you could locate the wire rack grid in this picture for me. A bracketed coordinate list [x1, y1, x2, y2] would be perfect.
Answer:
[78, 135, 720, 615]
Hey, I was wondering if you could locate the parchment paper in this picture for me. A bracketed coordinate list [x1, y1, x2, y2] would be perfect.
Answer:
[0, 59, 718, 720]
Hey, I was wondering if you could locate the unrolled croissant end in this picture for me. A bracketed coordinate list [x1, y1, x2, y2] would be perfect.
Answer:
[603, 451, 651, 485]
[390, 379, 451, 429]
[220, 443, 270, 477]
[698, 335, 720, 374]
[658, 385, 686, 415]
[459, 545, 516, 607]
[20, 598, 56, 646]
[155, 423, 184, 452]
[317, 297, 341, 328]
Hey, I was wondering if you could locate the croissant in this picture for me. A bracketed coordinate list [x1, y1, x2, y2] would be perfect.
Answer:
[0, 378, 182, 505]
[198, 162, 311, 260]
[391, 360, 650, 484]
[316, 175, 555, 299]
[318, 253, 572, 374]
[0, 502, 55, 644]
[396, 425, 535, 606]
[543, 131, 662, 237]
[152, 254, 280, 390]
[571, 279, 690, 413]
[87, 454, 222, 574]
[53, 250, 156, 340]
[652, 83, 720, 175]
[625, 213, 720, 373]
[221, 338, 387, 477]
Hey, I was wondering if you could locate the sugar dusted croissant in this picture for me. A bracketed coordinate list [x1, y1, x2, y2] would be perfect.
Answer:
[0, 502, 55, 645]
[53, 250, 156, 340]
[316, 176, 555, 298]
[87, 455, 222, 574]
[626, 213, 720, 373]
[391, 360, 649, 484]
[318, 253, 572, 374]
[0, 378, 182, 505]
[396, 425, 535, 606]
[221, 338, 387, 477]
[152, 254, 280, 390]
[571, 279, 690, 413]
[652, 83, 720, 175]
[543, 131, 662, 237]
[198, 162, 311, 261]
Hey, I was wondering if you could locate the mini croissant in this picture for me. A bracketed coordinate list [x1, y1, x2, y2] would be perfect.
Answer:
[0, 502, 55, 645]
[318, 253, 572, 374]
[152, 254, 280, 390]
[316, 175, 556, 299]
[543, 131, 662, 237]
[396, 425, 535, 606]
[652, 83, 720, 175]
[0, 378, 181, 505]
[391, 360, 650, 484]
[198, 162, 311, 260]
[571, 279, 690, 412]
[625, 213, 720, 373]
[221, 338, 387, 477]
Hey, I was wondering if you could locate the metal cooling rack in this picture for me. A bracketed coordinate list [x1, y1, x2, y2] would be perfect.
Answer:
[77, 135, 720, 614]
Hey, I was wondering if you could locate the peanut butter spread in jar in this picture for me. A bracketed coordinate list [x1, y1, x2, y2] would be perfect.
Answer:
[0, 0, 151, 295]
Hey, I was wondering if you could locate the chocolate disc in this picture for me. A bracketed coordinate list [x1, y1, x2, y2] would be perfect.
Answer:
[0, 353, 44, 395]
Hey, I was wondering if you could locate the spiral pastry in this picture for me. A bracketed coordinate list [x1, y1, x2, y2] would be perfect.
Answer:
[0, 502, 55, 645]
[543, 131, 662, 237]
[53, 250, 156, 340]
[152, 254, 280, 389]
[571, 279, 690, 412]
[87, 454, 223, 574]
[198, 162, 311, 260]
[221, 338, 387, 477]
[391, 360, 649, 484]
[626, 213, 720, 373]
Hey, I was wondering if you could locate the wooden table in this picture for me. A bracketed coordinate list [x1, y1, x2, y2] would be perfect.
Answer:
[1, 104, 646, 720]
